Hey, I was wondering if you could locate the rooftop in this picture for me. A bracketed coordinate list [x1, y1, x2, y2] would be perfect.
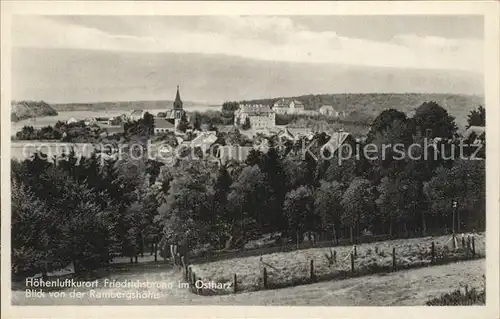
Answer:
[239, 104, 274, 114]
[155, 118, 175, 129]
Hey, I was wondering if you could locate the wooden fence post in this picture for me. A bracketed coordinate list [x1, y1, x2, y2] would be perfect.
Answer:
[333, 250, 337, 264]
[192, 272, 197, 293]
[310, 259, 315, 282]
[233, 274, 237, 293]
[350, 252, 355, 274]
[392, 247, 396, 271]
[461, 235, 465, 248]
[154, 241, 158, 262]
[296, 232, 299, 249]
[197, 277, 202, 294]
[354, 245, 357, 258]
[431, 241, 435, 264]
[472, 236, 476, 258]
[181, 256, 187, 280]
[262, 267, 268, 289]
[452, 234, 456, 250]
[467, 235, 471, 249]
[188, 266, 192, 286]
[191, 271, 196, 288]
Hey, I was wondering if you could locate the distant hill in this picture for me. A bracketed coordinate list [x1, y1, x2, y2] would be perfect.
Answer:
[11, 100, 58, 122]
[51, 100, 214, 112]
[241, 93, 484, 129]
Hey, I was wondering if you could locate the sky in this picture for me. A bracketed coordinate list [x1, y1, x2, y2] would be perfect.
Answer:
[11, 15, 484, 103]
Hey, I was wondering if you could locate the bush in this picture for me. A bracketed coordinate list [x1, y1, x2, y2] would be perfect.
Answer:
[426, 288, 485, 306]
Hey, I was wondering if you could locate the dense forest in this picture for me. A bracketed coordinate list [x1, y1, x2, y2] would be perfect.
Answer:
[11, 102, 486, 279]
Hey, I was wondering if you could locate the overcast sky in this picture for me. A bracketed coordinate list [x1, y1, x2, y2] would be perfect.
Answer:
[11, 15, 484, 103]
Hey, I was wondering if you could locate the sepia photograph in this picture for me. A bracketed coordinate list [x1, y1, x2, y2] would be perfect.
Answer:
[1, 1, 499, 318]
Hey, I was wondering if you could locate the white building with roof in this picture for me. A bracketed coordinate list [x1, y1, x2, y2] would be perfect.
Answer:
[234, 104, 276, 129]
[272, 99, 305, 115]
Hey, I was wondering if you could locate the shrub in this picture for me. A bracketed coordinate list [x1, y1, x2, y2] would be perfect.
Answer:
[426, 288, 485, 306]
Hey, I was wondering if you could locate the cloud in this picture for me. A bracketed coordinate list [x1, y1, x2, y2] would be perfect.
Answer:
[12, 15, 483, 73]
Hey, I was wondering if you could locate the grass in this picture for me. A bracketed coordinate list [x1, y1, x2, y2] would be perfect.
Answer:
[189, 232, 485, 295]
[426, 287, 485, 306]
[12, 259, 485, 306]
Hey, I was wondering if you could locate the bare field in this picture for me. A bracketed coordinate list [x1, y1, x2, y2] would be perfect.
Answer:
[190, 232, 485, 295]
[12, 259, 484, 306]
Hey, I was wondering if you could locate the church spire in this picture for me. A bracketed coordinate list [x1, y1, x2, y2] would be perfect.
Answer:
[174, 85, 183, 110]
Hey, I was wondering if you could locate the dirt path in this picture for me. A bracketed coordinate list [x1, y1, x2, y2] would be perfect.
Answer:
[12, 259, 484, 306]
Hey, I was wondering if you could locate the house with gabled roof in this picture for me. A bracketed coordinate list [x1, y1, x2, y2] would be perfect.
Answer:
[320, 129, 355, 157]
[234, 104, 276, 130]
[272, 99, 305, 115]
[278, 127, 314, 141]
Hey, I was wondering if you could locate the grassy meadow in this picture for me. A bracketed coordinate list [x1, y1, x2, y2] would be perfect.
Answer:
[189, 232, 485, 295]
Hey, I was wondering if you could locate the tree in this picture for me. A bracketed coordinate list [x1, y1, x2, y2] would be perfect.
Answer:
[258, 142, 288, 232]
[211, 165, 233, 248]
[340, 178, 376, 243]
[227, 165, 272, 235]
[283, 185, 316, 243]
[241, 117, 251, 130]
[157, 161, 215, 250]
[177, 112, 189, 133]
[412, 101, 458, 139]
[314, 181, 343, 243]
[11, 180, 51, 277]
[466, 105, 485, 128]
[367, 111, 414, 181]
[424, 159, 485, 232]
[367, 109, 408, 143]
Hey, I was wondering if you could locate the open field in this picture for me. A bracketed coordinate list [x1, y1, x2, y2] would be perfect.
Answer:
[190, 232, 485, 295]
[12, 259, 484, 306]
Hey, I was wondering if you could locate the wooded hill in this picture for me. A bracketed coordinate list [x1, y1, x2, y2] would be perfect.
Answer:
[11, 100, 58, 122]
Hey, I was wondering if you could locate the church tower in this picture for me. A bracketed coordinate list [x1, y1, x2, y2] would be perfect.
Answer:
[173, 85, 183, 120]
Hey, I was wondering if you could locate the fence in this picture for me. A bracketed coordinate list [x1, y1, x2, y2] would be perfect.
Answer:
[187, 233, 483, 296]
[189, 234, 393, 265]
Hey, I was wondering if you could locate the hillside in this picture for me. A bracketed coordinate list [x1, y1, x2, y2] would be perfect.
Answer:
[51, 100, 214, 112]
[11, 100, 58, 122]
[242, 93, 484, 129]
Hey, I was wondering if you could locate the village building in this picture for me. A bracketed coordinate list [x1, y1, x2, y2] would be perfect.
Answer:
[320, 129, 356, 157]
[299, 110, 320, 116]
[153, 85, 187, 134]
[234, 104, 276, 130]
[318, 105, 346, 118]
[129, 110, 146, 121]
[188, 131, 218, 153]
[278, 127, 314, 141]
[166, 85, 185, 121]
[216, 145, 253, 164]
[272, 99, 305, 115]
[84, 117, 97, 126]
[66, 117, 78, 124]
[154, 118, 176, 134]
[462, 125, 485, 144]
